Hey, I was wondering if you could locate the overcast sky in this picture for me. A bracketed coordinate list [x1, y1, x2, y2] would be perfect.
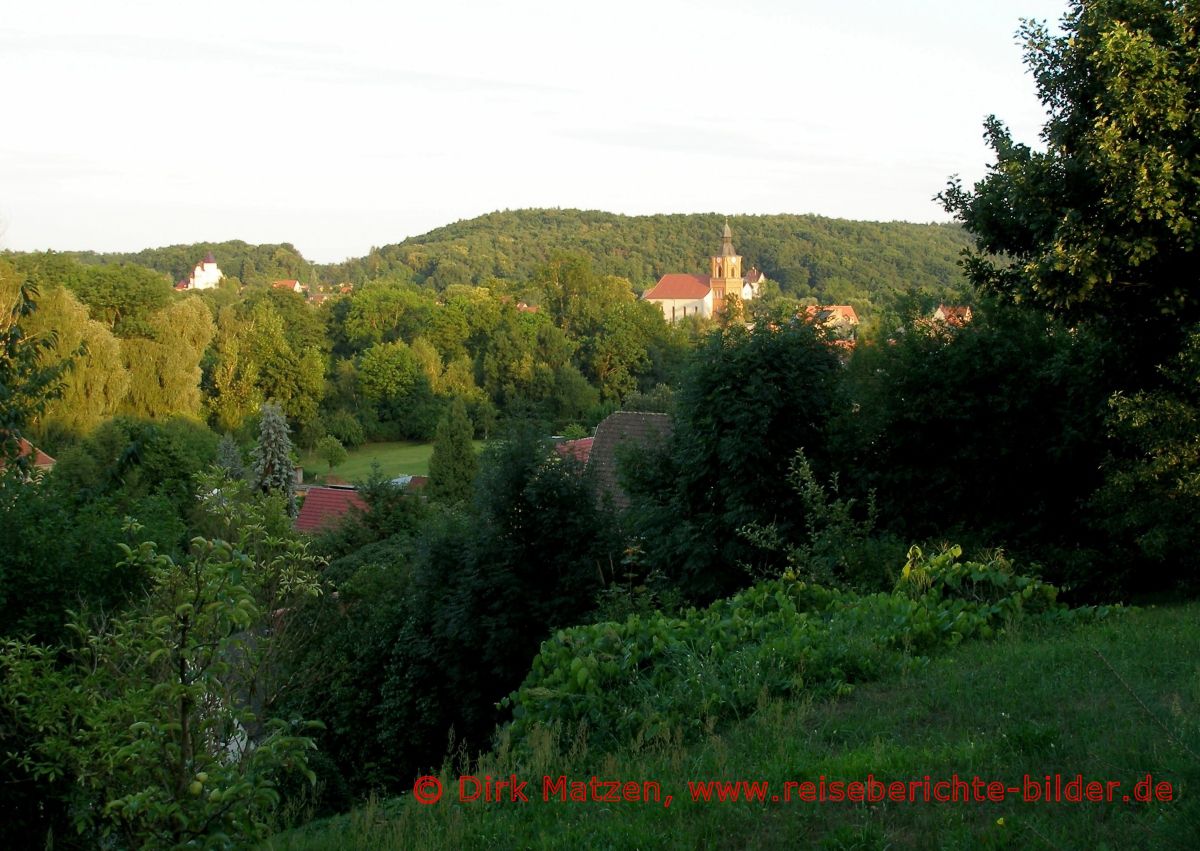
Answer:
[1, 0, 1069, 263]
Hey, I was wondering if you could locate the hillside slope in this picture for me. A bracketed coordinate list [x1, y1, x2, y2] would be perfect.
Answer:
[265, 603, 1199, 850]
[31, 210, 974, 315]
[323, 209, 973, 309]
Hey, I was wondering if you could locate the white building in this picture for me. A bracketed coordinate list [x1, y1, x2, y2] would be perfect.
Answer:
[641, 274, 715, 321]
[184, 252, 223, 290]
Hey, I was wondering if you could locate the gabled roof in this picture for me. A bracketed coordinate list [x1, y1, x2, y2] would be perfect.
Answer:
[934, 304, 973, 326]
[272, 279, 302, 291]
[294, 486, 368, 533]
[745, 266, 765, 284]
[589, 411, 673, 510]
[806, 304, 859, 326]
[644, 274, 711, 300]
[203, 252, 216, 264]
[15, 438, 56, 470]
[555, 436, 594, 464]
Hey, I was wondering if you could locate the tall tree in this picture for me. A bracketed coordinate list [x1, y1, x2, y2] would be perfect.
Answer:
[0, 260, 66, 462]
[939, 0, 1200, 346]
[121, 298, 214, 421]
[627, 322, 844, 602]
[19, 286, 129, 441]
[251, 402, 296, 515]
[428, 397, 477, 503]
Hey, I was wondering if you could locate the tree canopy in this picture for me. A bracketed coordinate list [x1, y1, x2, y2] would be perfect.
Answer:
[940, 0, 1200, 338]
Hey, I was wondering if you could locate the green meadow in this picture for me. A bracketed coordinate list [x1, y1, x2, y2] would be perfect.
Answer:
[300, 440, 484, 483]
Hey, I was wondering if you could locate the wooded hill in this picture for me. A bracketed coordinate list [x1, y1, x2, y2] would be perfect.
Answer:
[324, 210, 974, 310]
[44, 209, 974, 314]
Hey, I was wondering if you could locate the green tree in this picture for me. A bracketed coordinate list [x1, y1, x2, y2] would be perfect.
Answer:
[0, 261, 67, 463]
[428, 398, 477, 503]
[0, 485, 322, 849]
[252, 402, 296, 514]
[66, 263, 174, 337]
[121, 298, 214, 420]
[939, 0, 1200, 342]
[316, 434, 348, 473]
[215, 432, 246, 479]
[1097, 323, 1200, 587]
[207, 307, 263, 433]
[627, 321, 844, 602]
[24, 286, 129, 441]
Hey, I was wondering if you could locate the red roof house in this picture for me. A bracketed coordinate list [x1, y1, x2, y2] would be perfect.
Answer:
[16, 438, 56, 471]
[643, 274, 712, 301]
[554, 436, 594, 464]
[294, 486, 368, 533]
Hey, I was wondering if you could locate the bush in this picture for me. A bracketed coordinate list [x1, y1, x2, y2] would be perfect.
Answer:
[501, 546, 1111, 754]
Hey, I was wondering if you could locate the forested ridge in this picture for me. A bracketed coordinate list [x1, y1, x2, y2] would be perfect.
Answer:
[25, 209, 974, 315]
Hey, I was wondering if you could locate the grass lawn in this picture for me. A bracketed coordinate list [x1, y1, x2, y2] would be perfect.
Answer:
[265, 603, 1199, 850]
[299, 440, 483, 483]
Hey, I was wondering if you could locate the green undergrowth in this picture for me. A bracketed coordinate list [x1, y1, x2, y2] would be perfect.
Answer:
[265, 600, 1198, 850]
[260, 549, 1200, 849]
[498, 546, 1109, 755]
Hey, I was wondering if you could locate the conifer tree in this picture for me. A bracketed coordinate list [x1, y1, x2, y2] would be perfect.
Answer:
[215, 432, 245, 480]
[251, 402, 296, 514]
[428, 397, 478, 504]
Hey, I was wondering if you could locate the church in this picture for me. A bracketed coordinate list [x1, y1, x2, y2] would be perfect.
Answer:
[642, 224, 765, 322]
[174, 252, 223, 291]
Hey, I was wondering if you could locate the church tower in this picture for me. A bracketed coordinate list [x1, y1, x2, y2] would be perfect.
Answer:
[709, 222, 743, 313]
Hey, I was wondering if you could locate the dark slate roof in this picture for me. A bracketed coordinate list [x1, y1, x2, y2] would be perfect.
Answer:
[588, 411, 673, 510]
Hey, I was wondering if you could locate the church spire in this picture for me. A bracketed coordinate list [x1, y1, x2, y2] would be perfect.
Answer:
[721, 221, 736, 257]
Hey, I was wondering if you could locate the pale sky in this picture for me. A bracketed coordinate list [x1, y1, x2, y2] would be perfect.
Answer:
[0, 0, 1069, 263]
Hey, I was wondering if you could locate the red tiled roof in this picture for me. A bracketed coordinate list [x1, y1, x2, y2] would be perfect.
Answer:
[805, 304, 859, 326]
[174, 280, 189, 291]
[644, 274, 711, 300]
[17, 438, 56, 469]
[555, 437, 593, 464]
[294, 486, 368, 533]
[934, 304, 973, 327]
[745, 267, 765, 284]
[272, 279, 302, 291]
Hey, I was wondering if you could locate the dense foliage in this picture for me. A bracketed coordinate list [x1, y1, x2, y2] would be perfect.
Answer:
[625, 320, 845, 602]
[503, 546, 1110, 754]
[320, 210, 972, 313]
[940, 0, 1200, 347]
[275, 429, 620, 804]
[1, 478, 323, 850]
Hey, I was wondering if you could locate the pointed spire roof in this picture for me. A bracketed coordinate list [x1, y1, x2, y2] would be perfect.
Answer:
[720, 221, 737, 257]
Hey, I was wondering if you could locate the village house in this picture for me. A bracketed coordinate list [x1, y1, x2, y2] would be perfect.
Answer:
[643, 224, 766, 322]
[932, 304, 973, 327]
[272, 279, 307, 296]
[805, 304, 859, 346]
[0, 437, 57, 483]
